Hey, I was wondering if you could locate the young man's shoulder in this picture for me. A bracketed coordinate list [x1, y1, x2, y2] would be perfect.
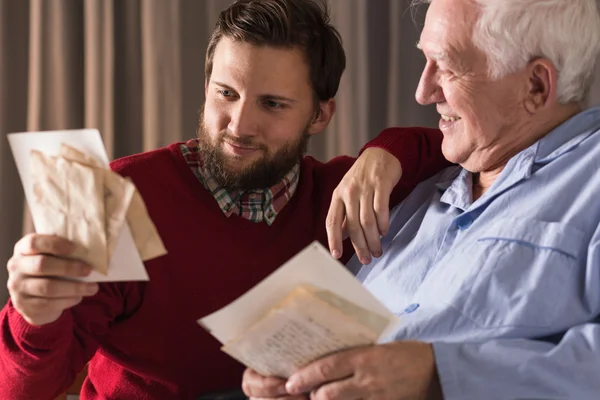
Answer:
[110, 142, 183, 178]
[301, 153, 356, 171]
[300, 153, 355, 185]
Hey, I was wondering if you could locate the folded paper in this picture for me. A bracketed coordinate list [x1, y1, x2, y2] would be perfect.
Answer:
[198, 242, 400, 378]
[221, 284, 391, 378]
[28, 143, 166, 275]
[31, 150, 110, 273]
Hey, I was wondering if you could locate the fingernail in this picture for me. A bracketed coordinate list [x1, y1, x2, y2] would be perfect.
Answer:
[285, 380, 298, 394]
[331, 249, 340, 259]
[361, 257, 371, 265]
[374, 251, 382, 258]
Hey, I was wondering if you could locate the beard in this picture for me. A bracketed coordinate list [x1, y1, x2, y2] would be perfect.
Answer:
[196, 110, 310, 190]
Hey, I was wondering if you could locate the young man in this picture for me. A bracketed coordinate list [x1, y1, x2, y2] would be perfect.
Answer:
[0, 1, 447, 399]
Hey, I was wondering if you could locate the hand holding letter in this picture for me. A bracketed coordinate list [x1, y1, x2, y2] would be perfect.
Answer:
[284, 341, 442, 400]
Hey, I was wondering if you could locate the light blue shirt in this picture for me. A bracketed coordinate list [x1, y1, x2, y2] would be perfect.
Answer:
[347, 106, 600, 400]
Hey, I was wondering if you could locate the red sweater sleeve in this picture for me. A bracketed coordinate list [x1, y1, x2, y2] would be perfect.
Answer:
[0, 276, 138, 399]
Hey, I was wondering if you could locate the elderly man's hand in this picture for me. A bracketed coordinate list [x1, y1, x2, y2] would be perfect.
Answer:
[242, 368, 308, 400]
[326, 148, 402, 265]
[285, 341, 442, 400]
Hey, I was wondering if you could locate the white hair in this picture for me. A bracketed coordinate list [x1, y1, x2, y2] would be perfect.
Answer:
[413, 0, 600, 104]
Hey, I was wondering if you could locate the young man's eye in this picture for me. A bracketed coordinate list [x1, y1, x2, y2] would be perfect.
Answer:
[217, 89, 235, 97]
[264, 99, 284, 109]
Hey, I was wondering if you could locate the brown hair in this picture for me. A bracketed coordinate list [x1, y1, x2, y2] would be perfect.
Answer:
[205, 0, 346, 102]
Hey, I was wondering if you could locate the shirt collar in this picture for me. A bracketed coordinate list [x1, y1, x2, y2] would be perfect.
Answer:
[180, 139, 300, 225]
[535, 106, 600, 164]
[438, 106, 600, 210]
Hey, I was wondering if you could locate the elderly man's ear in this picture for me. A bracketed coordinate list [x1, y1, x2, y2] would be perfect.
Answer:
[524, 59, 558, 113]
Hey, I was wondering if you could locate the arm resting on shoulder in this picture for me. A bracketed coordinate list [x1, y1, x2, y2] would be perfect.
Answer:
[323, 126, 448, 189]
[360, 127, 451, 203]
[322, 127, 449, 264]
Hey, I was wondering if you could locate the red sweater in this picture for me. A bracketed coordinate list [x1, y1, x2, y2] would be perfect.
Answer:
[0, 127, 448, 400]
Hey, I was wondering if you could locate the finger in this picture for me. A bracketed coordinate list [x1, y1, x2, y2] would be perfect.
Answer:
[326, 196, 346, 260]
[8, 254, 92, 278]
[343, 194, 371, 265]
[242, 368, 288, 398]
[341, 217, 349, 241]
[14, 294, 84, 315]
[15, 234, 76, 257]
[14, 276, 99, 299]
[358, 192, 382, 258]
[373, 186, 390, 237]
[310, 377, 362, 400]
[286, 354, 354, 395]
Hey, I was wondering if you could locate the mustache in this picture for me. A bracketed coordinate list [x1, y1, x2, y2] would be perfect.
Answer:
[219, 131, 266, 150]
[197, 109, 265, 151]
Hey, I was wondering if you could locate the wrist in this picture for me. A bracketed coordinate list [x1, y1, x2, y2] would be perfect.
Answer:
[363, 147, 402, 182]
[7, 300, 71, 347]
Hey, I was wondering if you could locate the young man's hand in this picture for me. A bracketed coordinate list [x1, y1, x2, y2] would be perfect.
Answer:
[326, 147, 402, 264]
[242, 368, 307, 400]
[7, 234, 98, 326]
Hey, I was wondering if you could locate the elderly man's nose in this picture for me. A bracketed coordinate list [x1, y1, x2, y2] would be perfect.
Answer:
[416, 64, 444, 105]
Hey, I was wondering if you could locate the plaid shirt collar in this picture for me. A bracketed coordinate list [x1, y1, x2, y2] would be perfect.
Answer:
[180, 139, 300, 225]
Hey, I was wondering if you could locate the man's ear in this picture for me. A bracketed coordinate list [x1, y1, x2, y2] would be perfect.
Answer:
[524, 58, 558, 113]
[307, 98, 336, 135]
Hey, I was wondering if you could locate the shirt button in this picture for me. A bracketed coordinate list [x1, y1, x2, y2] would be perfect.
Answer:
[457, 216, 473, 230]
[404, 303, 420, 314]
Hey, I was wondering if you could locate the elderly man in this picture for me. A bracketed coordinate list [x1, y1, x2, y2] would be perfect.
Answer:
[244, 0, 600, 399]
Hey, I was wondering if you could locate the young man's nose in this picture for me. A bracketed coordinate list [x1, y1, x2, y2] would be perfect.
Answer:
[227, 101, 260, 138]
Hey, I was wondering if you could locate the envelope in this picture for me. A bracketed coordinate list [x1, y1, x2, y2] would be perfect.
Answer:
[8, 129, 166, 282]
